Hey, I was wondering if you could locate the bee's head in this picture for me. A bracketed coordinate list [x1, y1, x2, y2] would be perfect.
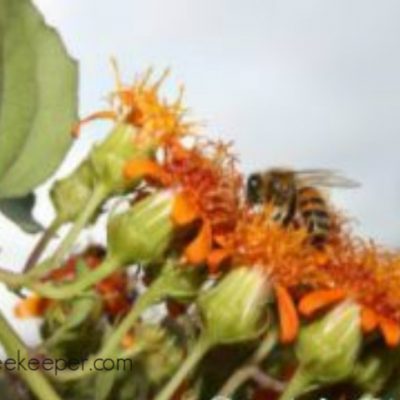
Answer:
[266, 170, 295, 205]
[246, 173, 263, 204]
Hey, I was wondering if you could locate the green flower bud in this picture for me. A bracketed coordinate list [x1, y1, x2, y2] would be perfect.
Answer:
[297, 301, 362, 382]
[281, 301, 362, 400]
[198, 267, 270, 345]
[89, 123, 154, 194]
[108, 190, 175, 265]
[50, 160, 96, 224]
[155, 268, 271, 400]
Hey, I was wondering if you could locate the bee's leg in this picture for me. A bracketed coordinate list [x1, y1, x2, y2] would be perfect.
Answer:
[282, 193, 297, 227]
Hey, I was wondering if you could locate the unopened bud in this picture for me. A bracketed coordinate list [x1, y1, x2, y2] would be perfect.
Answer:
[198, 267, 270, 345]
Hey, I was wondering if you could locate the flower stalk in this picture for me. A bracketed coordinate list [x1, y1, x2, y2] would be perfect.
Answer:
[218, 328, 280, 397]
[154, 335, 212, 400]
[0, 310, 61, 400]
[280, 301, 362, 400]
[156, 267, 271, 400]
[50, 259, 201, 382]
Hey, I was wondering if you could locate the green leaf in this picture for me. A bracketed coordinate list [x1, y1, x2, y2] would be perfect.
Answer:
[0, 0, 78, 199]
[0, 0, 38, 181]
[0, 193, 42, 233]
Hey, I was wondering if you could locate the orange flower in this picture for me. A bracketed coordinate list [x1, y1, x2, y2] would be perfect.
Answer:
[14, 295, 51, 319]
[73, 60, 193, 145]
[207, 203, 400, 347]
[125, 138, 242, 270]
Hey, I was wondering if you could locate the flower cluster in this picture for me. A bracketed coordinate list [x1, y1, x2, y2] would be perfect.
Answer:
[4, 66, 400, 400]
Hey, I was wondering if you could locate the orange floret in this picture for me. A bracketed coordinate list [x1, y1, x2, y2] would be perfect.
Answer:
[15, 295, 51, 318]
[218, 204, 400, 345]
[73, 60, 193, 145]
[298, 288, 346, 318]
[275, 284, 299, 344]
[125, 137, 242, 268]
[379, 317, 400, 348]
[361, 307, 379, 333]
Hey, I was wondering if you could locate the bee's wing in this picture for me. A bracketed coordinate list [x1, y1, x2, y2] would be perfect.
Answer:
[295, 169, 360, 188]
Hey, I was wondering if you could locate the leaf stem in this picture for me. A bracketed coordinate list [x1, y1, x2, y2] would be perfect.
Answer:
[155, 335, 212, 400]
[0, 310, 61, 400]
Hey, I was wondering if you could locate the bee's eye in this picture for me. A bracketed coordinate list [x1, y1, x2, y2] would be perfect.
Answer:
[272, 181, 282, 191]
[248, 175, 261, 188]
[247, 175, 262, 204]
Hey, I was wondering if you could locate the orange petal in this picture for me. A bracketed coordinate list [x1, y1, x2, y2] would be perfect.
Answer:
[124, 159, 170, 185]
[379, 318, 400, 348]
[71, 110, 117, 137]
[298, 288, 346, 318]
[172, 192, 200, 226]
[207, 248, 231, 273]
[361, 307, 379, 334]
[14, 295, 50, 319]
[275, 285, 299, 344]
[184, 220, 212, 265]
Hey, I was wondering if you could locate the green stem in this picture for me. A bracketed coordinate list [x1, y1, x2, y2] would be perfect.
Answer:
[23, 218, 62, 273]
[0, 311, 61, 400]
[252, 328, 278, 363]
[39, 326, 71, 352]
[99, 287, 161, 357]
[50, 281, 163, 382]
[44, 183, 108, 274]
[0, 267, 28, 289]
[218, 329, 278, 397]
[155, 335, 212, 400]
[279, 367, 312, 400]
[53, 342, 146, 382]
[29, 256, 120, 300]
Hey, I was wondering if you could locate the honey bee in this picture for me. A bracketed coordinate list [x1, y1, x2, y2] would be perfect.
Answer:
[246, 168, 359, 246]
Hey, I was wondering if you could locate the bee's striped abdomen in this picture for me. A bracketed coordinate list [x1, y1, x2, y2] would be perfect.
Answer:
[297, 186, 330, 246]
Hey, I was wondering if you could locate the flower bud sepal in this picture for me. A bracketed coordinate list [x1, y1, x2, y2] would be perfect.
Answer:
[280, 301, 362, 400]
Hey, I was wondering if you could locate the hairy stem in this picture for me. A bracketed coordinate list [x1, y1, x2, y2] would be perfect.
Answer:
[251, 328, 278, 363]
[279, 367, 313, 400]
[155, 336, 212, 400]
[50, 280, 163, 382]
[0, 311, 61, 400]
[219, 329, 282, 397]
[0, 267, 28, 289]
[221, 366, 285, 397]
[218, 329, 279, 397]
[35, 183, 108, 276]
[23, 218, 62, 273]
[29, 256, 120, 299]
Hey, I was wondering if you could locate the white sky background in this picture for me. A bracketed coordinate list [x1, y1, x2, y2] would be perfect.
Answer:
[1, 0, 400, 344]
